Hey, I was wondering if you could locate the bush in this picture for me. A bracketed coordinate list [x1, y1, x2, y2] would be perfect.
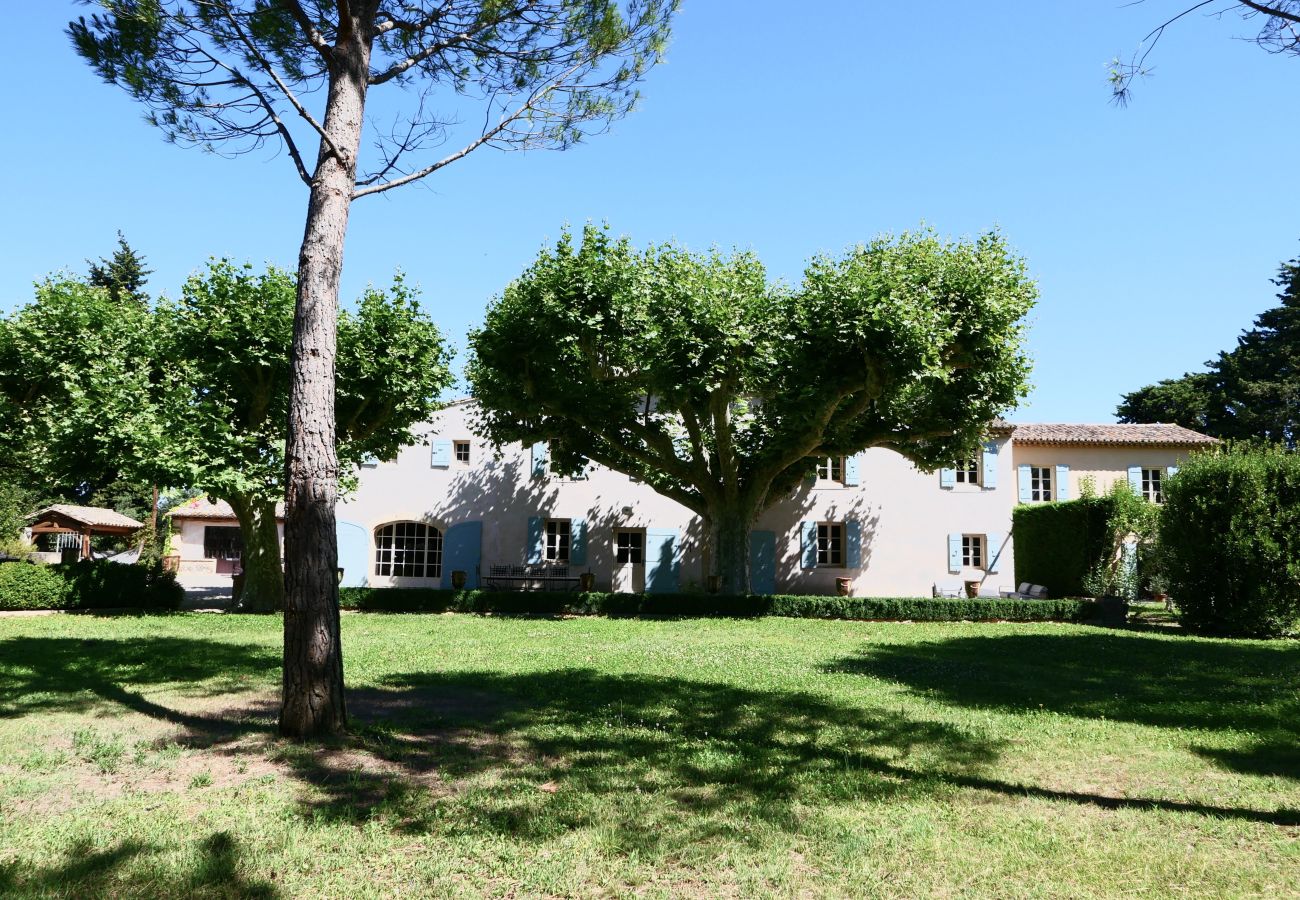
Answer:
[338, 587, 1099, 623]
[1161, 446, 1300, 638]
[0, 563, 68, 610]
[54, 559, 184, 611]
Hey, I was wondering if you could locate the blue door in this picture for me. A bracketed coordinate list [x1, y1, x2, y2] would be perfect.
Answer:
[441, 521, 482, 589]
[336, 520, 371, 588]
[749, 530, 776, 595]
[645, 528, 680, 593]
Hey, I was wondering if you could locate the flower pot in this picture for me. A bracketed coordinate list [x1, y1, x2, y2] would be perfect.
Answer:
[580, 572, 595, 591]
[451, 569, 467, 590]
[835, 576, 852, 597]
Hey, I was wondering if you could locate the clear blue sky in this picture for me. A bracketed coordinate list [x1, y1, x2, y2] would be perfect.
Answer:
[2, 2, 1295, 422]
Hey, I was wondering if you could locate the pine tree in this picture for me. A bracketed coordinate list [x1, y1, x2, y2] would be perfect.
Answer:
[87, 232, 153, 305]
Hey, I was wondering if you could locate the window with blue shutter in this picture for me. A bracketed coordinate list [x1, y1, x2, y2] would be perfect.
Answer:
[981, 442, 999, 489]
[800, 521, 818, 569]
[569, 518, 588, 566]
[844, 454, 861, 487]
[1017, 464, 1032, 503]
[986, 532, 1004, 573]
[947, 533, 962, 573]
[846, 520, 863, 569]
[940, 466, 956, 489]
[531, 442, 549, 478]
[360, 454, 379, 468]
[645, 528, 679, 593]
[430, 440, 451, 468]
[1127, 465, 1142, 494]
[1055, 464, 1070, 501]
[526, 516, 543, 564]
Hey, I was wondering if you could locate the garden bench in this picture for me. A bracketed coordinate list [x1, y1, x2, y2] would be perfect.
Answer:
[484, 563, 580, 592]
[1000, 582, 1048, 600]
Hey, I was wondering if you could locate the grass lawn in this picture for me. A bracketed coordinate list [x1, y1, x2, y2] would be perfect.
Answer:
[1, 613, 1297, 898]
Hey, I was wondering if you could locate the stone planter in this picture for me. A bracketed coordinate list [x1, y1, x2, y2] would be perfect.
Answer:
[580, 572, 596, 591]
[451, 569, 467, 590]
[835, 576, 852, 597]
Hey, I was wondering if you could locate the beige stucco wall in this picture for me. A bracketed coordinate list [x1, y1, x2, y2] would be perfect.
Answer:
[170, 516, 284, 574]
[1009, 444, 1198, 499]
[337, 403, 1022, 596]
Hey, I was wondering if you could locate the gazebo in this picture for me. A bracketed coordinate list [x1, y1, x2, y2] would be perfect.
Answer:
[26, 505, 145, 562]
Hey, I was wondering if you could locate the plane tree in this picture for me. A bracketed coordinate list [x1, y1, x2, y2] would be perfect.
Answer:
[468, 225, 1037, 594]
[71, 0, 677, 736]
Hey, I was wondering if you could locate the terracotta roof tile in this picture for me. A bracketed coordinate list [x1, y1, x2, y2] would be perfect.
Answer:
[1011, 423, 1218, 446]
[29, 504, 144, 529]
[167, 498, 285, 520]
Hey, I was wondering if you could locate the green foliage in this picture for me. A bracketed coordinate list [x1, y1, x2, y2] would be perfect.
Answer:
[1160, 445, 1300, 637]
[56, 559, 184, 611]
[0, 564, 68, 610]
[1014, 482, 1160, 599]
[1119, 248, 1300, 446]
[337, 587, 1098, 622]
[87, 232, 152, 305]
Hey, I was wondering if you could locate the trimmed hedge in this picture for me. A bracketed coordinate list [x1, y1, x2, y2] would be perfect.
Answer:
[1161, 446, 1300, 638]
[338, 587, 1099, 623]
[0, 559, 183, 611]
[0, 562, 68, 610]
[1012, 500, 1111, 597]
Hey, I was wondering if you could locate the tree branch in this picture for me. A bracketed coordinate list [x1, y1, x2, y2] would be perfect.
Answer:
[280, 0, 334, 57]
[368, 4, 529, 85]
[1239, 0, 1300, 24]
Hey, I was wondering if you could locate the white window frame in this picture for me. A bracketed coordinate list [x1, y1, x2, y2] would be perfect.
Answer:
[1029, 466, 1053, 502]
[545, 518, 571, 563]
[816, 456, 844, 485]
[954, 457, 980, 485]
[614, 528, 645, 565]
[817, 522, 845, 567]
[962, 533, 984, 569]
[374, 521, 443, 579]
[453, 440, 471, 464]
[1140, 468, 1164, 503]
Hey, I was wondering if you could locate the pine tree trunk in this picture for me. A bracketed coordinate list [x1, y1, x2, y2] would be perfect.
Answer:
[712, 506, 756, 595]
[280, 26, 372, 739]
[228, 494, 285, 613]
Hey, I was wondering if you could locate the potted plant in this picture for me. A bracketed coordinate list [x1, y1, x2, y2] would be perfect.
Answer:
[580, 571, 595, 591]
[451, 569, 467, 590]
[835, 576, 852, 597]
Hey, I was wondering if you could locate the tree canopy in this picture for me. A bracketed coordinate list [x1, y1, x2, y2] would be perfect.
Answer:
[469, 225, 1036, 592]
[1118, 249, 1300, 447]
[88, 233, 153, 305]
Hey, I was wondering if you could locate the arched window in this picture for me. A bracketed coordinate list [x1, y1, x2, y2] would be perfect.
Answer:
[374, 522, 442, 578]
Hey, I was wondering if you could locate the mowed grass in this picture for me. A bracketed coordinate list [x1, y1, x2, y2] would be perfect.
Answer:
[0, 613, 1298, 898]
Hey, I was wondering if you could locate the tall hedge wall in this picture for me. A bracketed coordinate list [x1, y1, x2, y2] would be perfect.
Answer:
[1012, 498, 1112, 597]
[1161, 446, 1300, 637]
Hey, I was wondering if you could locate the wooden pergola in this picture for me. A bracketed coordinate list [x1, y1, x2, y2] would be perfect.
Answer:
[26, 505, 144, 561]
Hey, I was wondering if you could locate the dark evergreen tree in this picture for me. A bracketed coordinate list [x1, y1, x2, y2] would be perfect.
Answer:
[87, 232, 153, 305]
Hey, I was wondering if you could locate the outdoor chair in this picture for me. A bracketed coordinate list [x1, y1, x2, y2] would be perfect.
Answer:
[933, 578, 964, 599]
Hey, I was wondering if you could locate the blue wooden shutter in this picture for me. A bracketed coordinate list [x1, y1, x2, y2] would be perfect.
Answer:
[981, 442, 999, 489]
[531, 442, 549, 478]
[1166, 465, 1179, 477]
[749, 530, 777, 595]
[846, 520, 863, 569]
[1017, 465, 1032, 503]
[336, 520, 370, 587]
[800, 521, 818, 569]
[1055, 464, 1070, 501]
[948, 533, 962, 573]
[360, 454, 379, 469]
[526, 516, 543, 564]
[986, 532, 1004, 573]
[940, 466, 956, 489]
[844, 454, 861, 487]
[440, 522, 482, 589]
[646, 528, 679, 593]
[1127, 465, 1143, 494]
[569, 517, 588, 566]
[430, 440, 451, 468]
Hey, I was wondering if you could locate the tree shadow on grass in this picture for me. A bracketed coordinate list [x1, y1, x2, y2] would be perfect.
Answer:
[824, 631, 1300, 785]
[0, 831, 278, 899]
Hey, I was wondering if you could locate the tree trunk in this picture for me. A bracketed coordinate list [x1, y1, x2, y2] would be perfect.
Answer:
[280, 28, 373, 739]
[712, 506, 757, 595]
[228, 493, 285, 613]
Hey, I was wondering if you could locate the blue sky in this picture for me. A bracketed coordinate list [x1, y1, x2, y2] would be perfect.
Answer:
[2, 2, 1295, 422]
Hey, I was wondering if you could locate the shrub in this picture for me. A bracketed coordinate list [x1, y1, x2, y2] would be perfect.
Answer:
[55, 559, 184, 611]
[1161, 446, 1300, 638]
[0, 563, 68, 610]
[338, 587, 1099, 623]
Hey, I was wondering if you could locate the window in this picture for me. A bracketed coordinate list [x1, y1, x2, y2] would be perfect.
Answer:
[962, 534, 984, 569]
[954, 458, 980, 484]
[1029, 466, 1053, 502]
[817, 522, 844, 566]
[454, 441, 470, 464]
[816, 456, 843, 483]
[203, 526, 243, 560]
[1141, 468, 1163, 503]
[374, 522, 442, 578]
[545, 519, 571, 562]
[615, 529, 644, 564]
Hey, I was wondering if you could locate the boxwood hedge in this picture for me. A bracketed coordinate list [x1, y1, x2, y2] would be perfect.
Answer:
[338, 587, 1098, 622]
[0, 559, 183, 612]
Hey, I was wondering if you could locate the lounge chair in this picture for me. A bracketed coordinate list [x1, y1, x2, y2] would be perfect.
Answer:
[1001, 582, 1048, 599]
[933, 578, 964, 599]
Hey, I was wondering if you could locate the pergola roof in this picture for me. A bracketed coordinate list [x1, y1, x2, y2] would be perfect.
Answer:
[27, 504, 144, 535]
